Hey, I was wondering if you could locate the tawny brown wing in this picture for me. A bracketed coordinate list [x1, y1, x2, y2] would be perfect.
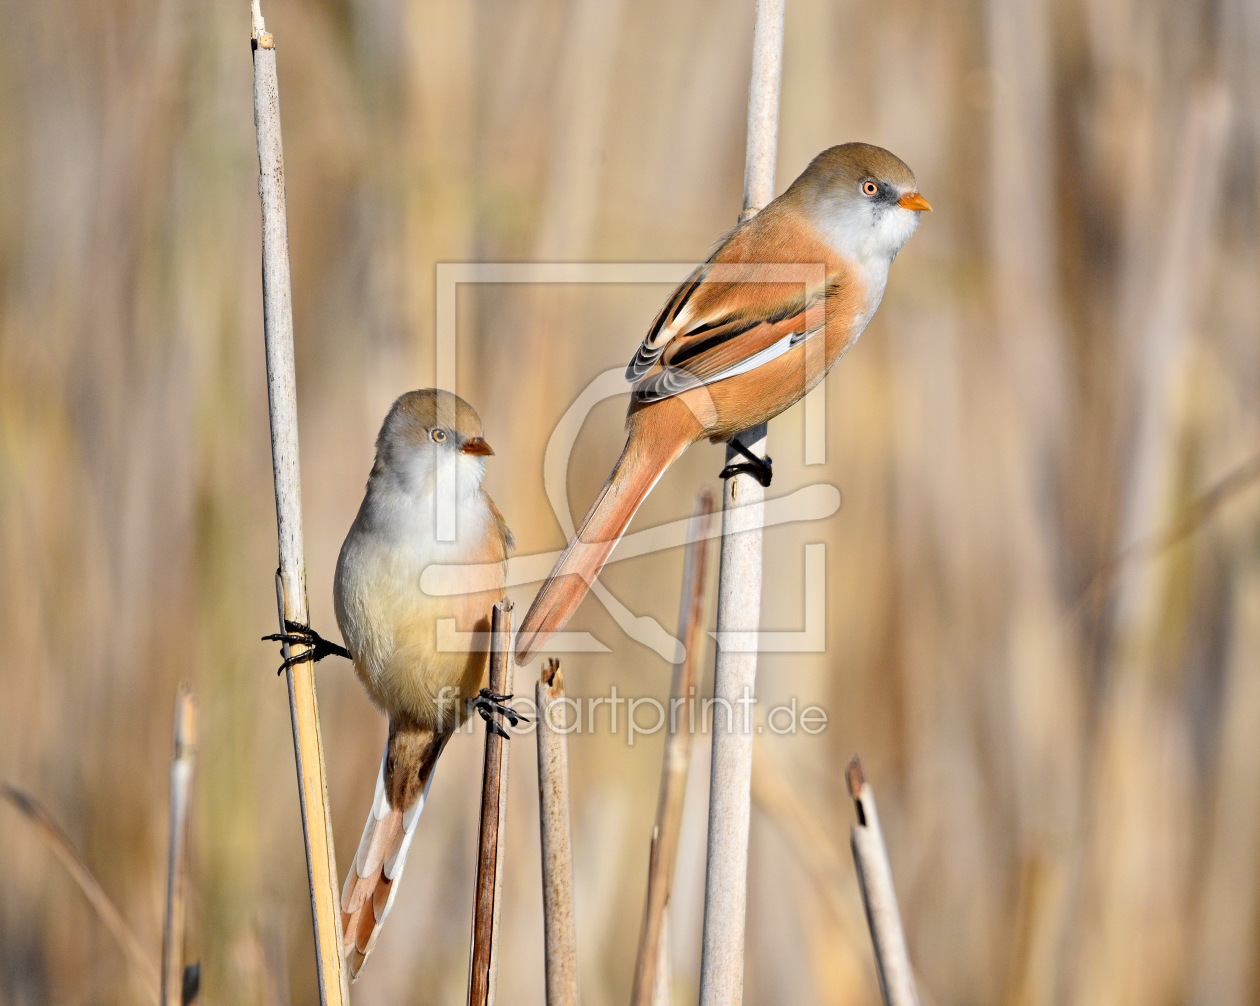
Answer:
[630, 284, 824, 402]
[624, 227, 774, 383]
[625, 260, 713, 383]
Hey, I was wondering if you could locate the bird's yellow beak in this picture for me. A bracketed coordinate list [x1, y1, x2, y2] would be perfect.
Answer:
[460, 437, 494, 456]
[898, 192, 932, 212]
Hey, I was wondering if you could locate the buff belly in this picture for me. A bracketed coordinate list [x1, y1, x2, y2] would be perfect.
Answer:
[334, 526, 502, 732]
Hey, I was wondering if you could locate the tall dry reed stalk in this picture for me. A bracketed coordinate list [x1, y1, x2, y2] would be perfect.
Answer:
[847, 758, 919, 1006]
[468, 600, 515, 1006]
[536, 658, 580, 1006]
[632, 490, 716, 1005]
[699, 2, 784, 1003]
[249, 2, 348, 1000]
[161, 686, 198, 1006]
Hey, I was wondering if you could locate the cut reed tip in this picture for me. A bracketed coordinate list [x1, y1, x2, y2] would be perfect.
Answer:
[846, 756, 865, 800]
[541, 657, 562, 689]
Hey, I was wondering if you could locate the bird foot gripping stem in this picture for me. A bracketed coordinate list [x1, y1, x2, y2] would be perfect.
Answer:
[470, 688, 528, 739]
[262, 619, 351, 675]
[719, 436, 773, 487]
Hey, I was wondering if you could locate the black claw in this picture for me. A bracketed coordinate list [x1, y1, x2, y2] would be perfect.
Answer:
[720, 438, 773, 487]
[718, 461, 772, 486]
[472, 687, 529, 736]
[262, 619, 351, 675]
[484, 717, 510, 740]
[276, 649, 315, 675]
[262, 632, 312, 647]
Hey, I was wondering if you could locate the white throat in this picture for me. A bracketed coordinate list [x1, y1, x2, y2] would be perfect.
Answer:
[395, 447, 483, 503]
[814, 198, 919, 333]
[367, 447, 489, 553]
[817, 200, 920, 274]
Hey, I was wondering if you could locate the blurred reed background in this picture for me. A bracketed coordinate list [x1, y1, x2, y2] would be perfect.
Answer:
[2, 0, 1259, 1003]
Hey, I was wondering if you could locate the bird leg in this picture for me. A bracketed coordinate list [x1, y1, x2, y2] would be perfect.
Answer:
[470, 688, 528, 739]
[262, 619, 352, 675]
[719, 437, 773, 487]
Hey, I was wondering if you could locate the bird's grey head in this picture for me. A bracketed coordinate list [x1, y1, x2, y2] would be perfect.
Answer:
[789, 142, 930, 266]
[370, 389, 493, 498]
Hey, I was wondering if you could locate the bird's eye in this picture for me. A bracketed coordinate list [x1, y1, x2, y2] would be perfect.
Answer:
[862, 180, 879, 197]
[431, 429, 447, 443]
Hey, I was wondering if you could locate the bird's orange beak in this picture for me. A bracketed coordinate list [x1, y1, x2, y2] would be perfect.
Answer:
[898, 192, 932, 212]
[460, 437, 494, 456]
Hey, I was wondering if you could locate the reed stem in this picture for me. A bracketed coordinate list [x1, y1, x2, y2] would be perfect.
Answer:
[468, 600, 516, 1006]
[698, 3, 784, 1003]
[250, 4, 348, 1000]
[536, 658, 580, 1006]
[847, 758, 919, 1006]
[161, 686, 198, 1006]
[633, 490, 716, 1005]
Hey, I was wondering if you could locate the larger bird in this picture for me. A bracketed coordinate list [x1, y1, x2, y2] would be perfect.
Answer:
[267, 389, 516, 979]
[515, 143, 929, 663]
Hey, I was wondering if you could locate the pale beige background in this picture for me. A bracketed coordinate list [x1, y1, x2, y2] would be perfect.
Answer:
[2, 0, 1259, 1003]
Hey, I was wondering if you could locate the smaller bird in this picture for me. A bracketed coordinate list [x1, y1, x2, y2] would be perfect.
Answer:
[515, 143, 929, 663]
[265, 389, 517, 979]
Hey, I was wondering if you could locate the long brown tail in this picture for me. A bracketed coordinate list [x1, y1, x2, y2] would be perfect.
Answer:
[515, 400, 699, 663]
[341, 726, 448, 980]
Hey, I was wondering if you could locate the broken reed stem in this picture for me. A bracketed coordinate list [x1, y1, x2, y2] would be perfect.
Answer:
[1, 784, 160, 1003]
[698, 2, 784, 1005]
[847, 759, 919, 1006]
[536, 659, 579, 1006]
[161, 687, 199, 1006]
[250, 4, 348, 1002]
[632, 489, 717, 1006]
[468, 600, 515, 1006]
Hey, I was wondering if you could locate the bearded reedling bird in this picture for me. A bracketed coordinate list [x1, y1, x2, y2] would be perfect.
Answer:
[264, 389, 517, 979]
[514, 143, 929, 664]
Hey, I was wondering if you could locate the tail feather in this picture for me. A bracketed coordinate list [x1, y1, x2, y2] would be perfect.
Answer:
[341, 738, 444, 979]
[515, 404, 697, 663]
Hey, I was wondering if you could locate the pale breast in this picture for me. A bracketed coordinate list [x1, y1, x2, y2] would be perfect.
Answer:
[334, 488, 507, 730]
